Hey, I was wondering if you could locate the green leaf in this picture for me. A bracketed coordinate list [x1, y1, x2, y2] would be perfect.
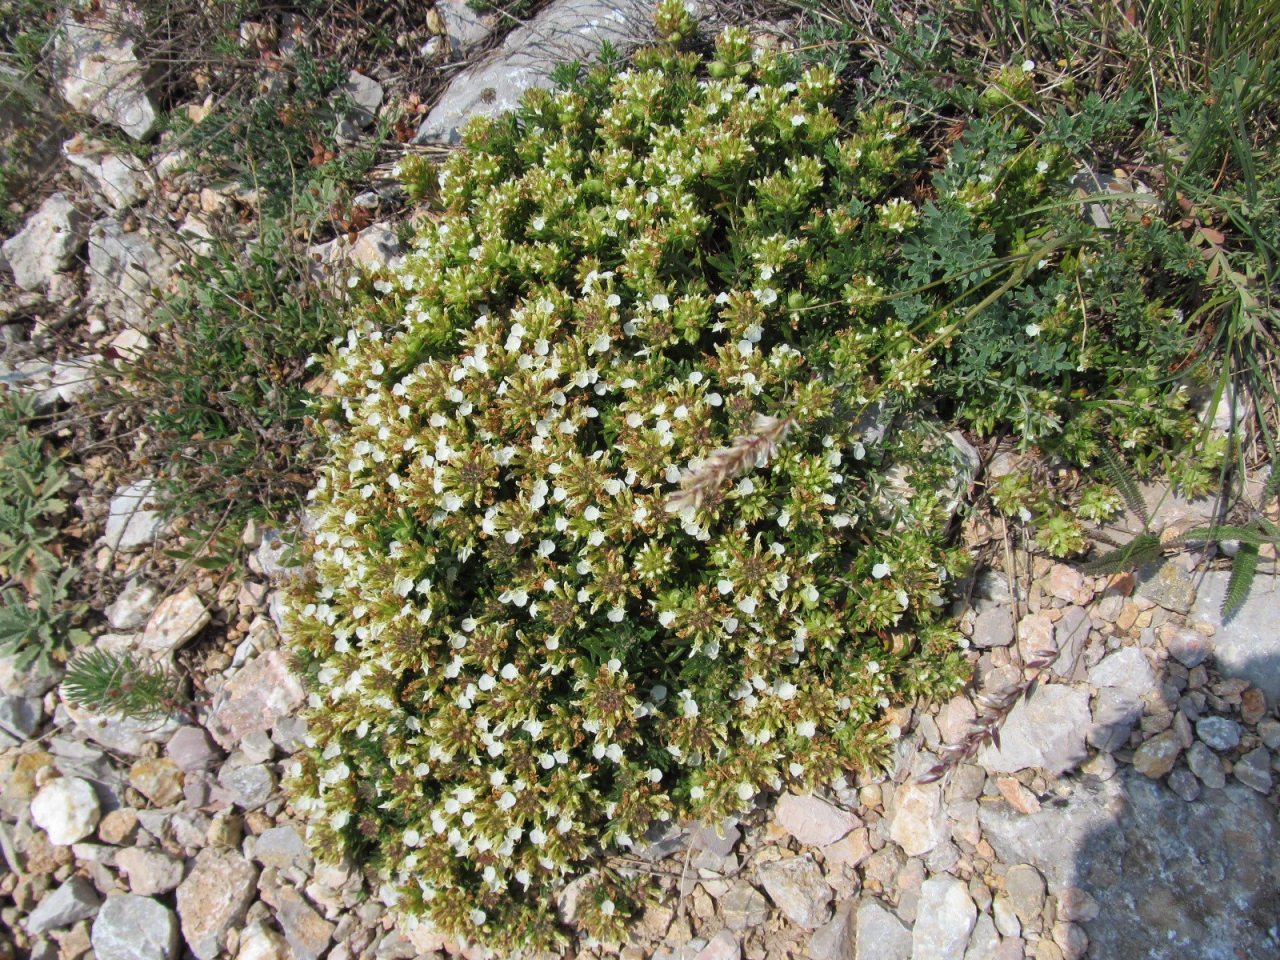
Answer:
[1222, 542, 1259, 622]
[1082, 532, 1164, 575]
[1099, 446, 1147, 527]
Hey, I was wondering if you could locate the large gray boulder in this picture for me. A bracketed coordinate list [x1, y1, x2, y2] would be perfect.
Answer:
[416, 0, 654, 143]
[979, 770, 1280, 958]
[1193, 569, 1280, 710]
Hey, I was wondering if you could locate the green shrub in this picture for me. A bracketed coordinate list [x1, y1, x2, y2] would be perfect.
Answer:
[105, 216, 344, 527]
[0, 395, 88, 672]
[283, 7, 1206, 949]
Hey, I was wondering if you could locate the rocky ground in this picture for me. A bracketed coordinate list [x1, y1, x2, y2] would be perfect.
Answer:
[2, 4, 1280, 960]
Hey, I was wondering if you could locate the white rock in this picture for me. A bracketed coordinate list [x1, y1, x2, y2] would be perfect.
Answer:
[855, 899, 912, 960]
[92, 894, 180, 960]
[889, 782, 947, 857]
[237, 922, 289, 960]
[31, 775, 101, 845]
[102, 479, 165, 552]
[437, 0, 493, 54]
[141, 585, 210, 656]
[694, 931, 740, 960]
[1, 193, 86, 291]
[978, 683, 1091, 774]
[339, 70, 383, 126]
[775, 793, 860, 847]
[1088, 647, 1156, 699]
[53, 6, 159, 139]
[912, 876, 976, 960]
[417, 0, 655, 142]
[26, 876, 101, 934]
[106, 578, 161, 631]
[88, 218, 174, 329]
[64, 700, 182, 755]
[63, 136, 151, 208]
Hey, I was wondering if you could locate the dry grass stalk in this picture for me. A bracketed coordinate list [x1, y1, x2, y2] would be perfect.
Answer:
[665, 413, 797, 515]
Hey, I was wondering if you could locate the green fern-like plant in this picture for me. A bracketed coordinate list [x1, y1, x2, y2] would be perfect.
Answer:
[1086, 449, 1278, 620]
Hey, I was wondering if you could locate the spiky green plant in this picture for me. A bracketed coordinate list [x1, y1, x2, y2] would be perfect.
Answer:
[62, 649, 191, 721]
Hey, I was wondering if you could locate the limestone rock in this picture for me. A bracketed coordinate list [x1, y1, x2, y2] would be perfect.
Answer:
[176, 847, 259, 960]
[116, 847, 185, 896]
[1135, 558, 1198, 614]
[1088, 647, 1156, 699]
[1, 193, 86, 291]
[26, 876, 101, 935]
[254, 825, 311, 871]
[88, 219, 174, 329]
[237, 922, 289, 960]
[53, 5, 158, 138]
[971, 605, 1014, 649]
[978, 770, 1280, 958]
[105, 579, 160, 631]
[166, 726, 224, 772]
[0, 649, 61, 696]
[963, 914, 1000, 960]
[855, 899, 912, 960]
[417, 0, 655, 142]
[1186, 741, 1226, 789]
[1132, 730, 1180, 778]
[911, 876, 975, 960]
[1194, 569, 1280, 710]
[775, 793, 859, 847]
[437, 0, 493, 54]
[63, 135, 151, 208]
[1004, 865, 1045, 920]
[206, 650, 306, 749]
[141, 586, 209, 656]
[339, 70, 382, 127]
[978, 684, 1090, 774]
[31, 776, 101, 845]
[129, 757, 184, 807]
[1161, 626, 1211, 668]
[0, 694, 43, 739]
[102, 480, 165, 552]
[694, 931, 739, 960]
[308, 225, 401, 280]
[823, 827, 873, 871]
[718, 882, 770, 931]
[809, 900, 856, 960]
[217, 760, 276, 810]
[92, 895, 180, 960]
[1234, 746, 1273, 793]
[64, 700, 182, 755]
[275, 885, 335, 960]
[888, 782, 947, 856]
[756, 854, 832, 928]
[1195, 716, 1241, 752]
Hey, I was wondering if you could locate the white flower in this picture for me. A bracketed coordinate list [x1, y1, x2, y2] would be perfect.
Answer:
[469, 909, 486, 926]
[646, 768, 663, 783]
[497, 792, 516, 810]
[717, 579, 734, 594]
[532, 216, 546, 230]
[403, 829, 420, 846]
[607, 606, 625, 622]
[690, 785, 705, 800]
[659, 610, 676, 628]
[651, 293, 670, 311]
[736, 782, 755, 800]
[776, 682, 797, 700]
[796, 720, 816, 738]
[1021, 59, 1036, 71]
[737, 596, 758, 615]
[601, 900, 616, 916]
[872, 562, 891, 579]
[501, 663, 518, 680]
[1025, 323, 1041, 337]
[616, 208, 631, 220]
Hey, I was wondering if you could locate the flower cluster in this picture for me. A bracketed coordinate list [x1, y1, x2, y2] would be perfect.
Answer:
[279, 9, 1079, 951]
